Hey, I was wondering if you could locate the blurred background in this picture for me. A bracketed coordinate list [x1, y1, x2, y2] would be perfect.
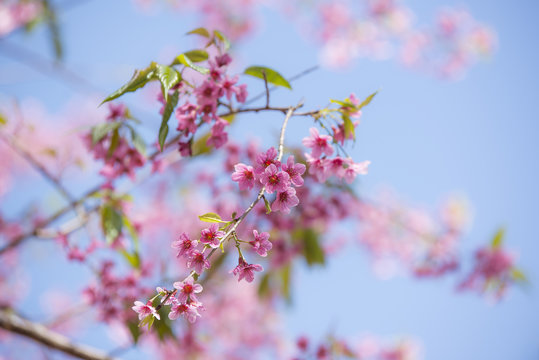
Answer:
[0, 0, 538, 359]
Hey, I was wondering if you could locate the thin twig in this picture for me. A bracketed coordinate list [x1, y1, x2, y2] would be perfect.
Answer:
[244, 65, 319, 106]
[0, 309, 116, 360]
[262, 70, 270, 108]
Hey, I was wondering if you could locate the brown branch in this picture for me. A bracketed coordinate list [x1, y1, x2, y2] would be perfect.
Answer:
[0, 308, 117, 360]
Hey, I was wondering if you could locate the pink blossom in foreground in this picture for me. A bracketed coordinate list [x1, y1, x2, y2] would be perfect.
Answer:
[254, 147, 279, 176]
[259, 164, 290, 194]
[171, 232, 198, 258]
[231, 257, 263, 283]
[271, 187, 299, 214]
[250, 230, 272, 257]
[281, 155, 306, 187]
[168, 301, 202, 323]
[302, 127, 334, 158]
[132, 300, 160, 320]
[200, 223, 225, 248]
[343, 160, 370, 183]
[187, 250, 211, 274]
[173, 278, 203, 302]
[231, 163, 256, 190]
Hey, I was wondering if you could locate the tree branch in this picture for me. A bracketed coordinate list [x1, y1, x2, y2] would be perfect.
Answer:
[0, 308, 117, 360]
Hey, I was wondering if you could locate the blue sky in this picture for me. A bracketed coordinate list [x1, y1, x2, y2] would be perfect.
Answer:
[1, 0, 538, 359]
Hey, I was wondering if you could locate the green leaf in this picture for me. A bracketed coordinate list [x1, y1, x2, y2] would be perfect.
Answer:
[183, 49, 209, 63]
[263, 196, 272, 214]
[123, 215, 140, 250]
[91, 121, 121, 144]
[511, 268, 527, 283]
[126, 124, 146, 156]
[244, 66, 292, 89]
[127, 320, 142, 344]
[42, 0, 62, 60]
[120, 250, 141, 269]
[330, 99, 357, 108]
[101, 63, 157, 104]
[154, 314, 174, 341]
[138, 315, 155, 330]
[192, 132, 211, 156]
[155, 64, 180, 102]
[198, 212, 228, 223]
[176, 54, 210, 74]
[491, 228, 505, 248]
[258, 272, 271, 298]
[107, 128, 120, 158]
[213, 30, 231, 51]
[281, 264, 291, 303]
[101, 205, 123, 244]
[158, 90, 179, 151]
[342, 114, 355, 139]
[300, 228, 325, 266]
[186, 27, 211, 38]
[358, 91, 378, 109]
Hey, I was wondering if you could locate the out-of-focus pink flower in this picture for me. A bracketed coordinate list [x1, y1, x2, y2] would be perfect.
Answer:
[132, 300, 160, 320]
[302, 127, 334, 158]
[250, 230, 272, 257]
[230, 257, 263, 283]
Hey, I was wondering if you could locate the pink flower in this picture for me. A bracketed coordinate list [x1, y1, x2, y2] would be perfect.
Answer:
[272, 187, 300, 214]
[302, 127, 334, 158]
[250, 230, 272, 257]
[176, 102, 198, 135]
[343, 160, 370, 183]
[107, 103, 127, 121]
[254, 147, 279, 176]
[206, 118, 228, 149]
[305, 153, 329, 183]
[327, 156, 347, 179]
[168, 301, 202, 323]
[132, 300, 160, 320]
[186, 250, 211, 274]
[231, 163, 256, 190]
[259, 164, 290, 194]
[178, 140, 192, 157]
[281, 155, 306, 187]
[171, 232, 198, 258]
[230, 257, 264, 283]
[194, 80, 220, 106]
[200, 223, 225, 248]
[173, 278, 203, 302]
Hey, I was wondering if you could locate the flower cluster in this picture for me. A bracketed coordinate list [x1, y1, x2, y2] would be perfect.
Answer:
[0, 0, 42, 37]
[84, 104, 145, 182]
[83, 260, 150, 323]
[173, 53, 248, 155]
[303, 126, 370, 184]
[458, 244, 520, 299]
[232, 147, 306, 214]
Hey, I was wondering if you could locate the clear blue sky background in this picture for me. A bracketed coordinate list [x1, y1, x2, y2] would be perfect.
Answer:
[1, 0, 538, 359]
